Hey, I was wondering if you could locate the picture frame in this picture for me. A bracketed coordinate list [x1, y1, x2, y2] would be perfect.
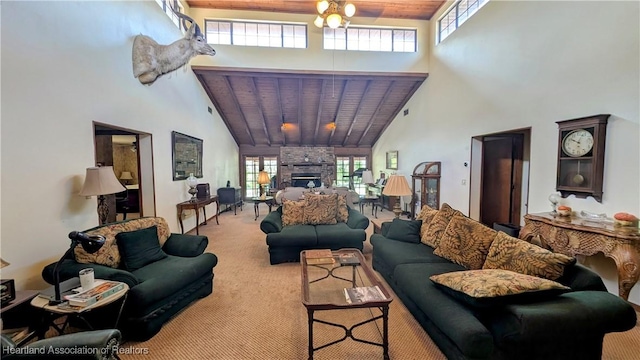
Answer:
[172, 131, 203, 181]
[386, 151, 398, 170]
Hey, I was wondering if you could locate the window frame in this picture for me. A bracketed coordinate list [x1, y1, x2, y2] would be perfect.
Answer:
[205, 19, 308, 49]
[437, 0, 488, 44]
[323, 26, 417, 53]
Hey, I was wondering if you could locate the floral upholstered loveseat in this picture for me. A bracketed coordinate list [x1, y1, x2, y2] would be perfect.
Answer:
[42, 217, 218, 341]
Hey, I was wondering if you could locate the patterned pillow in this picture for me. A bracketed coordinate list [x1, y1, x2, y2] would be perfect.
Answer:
[336, 194, 349, 223]
[282, 199, 306, 226]
[74, 217, 171, 268]
[303, 193, 338, 225]
[416, 205, 439, 245]
[434, 215, 498, 270]
[430, 269, 571, 308]
[423, 203, 465, 248]
[483, 232, 576, 280]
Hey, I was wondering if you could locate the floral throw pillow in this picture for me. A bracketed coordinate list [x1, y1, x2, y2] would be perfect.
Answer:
[416, 205, 439, 245]
[423, 203, 464, 248]
[434, 215, 498, 270]
[483, 232, 576, 280]
[430, 269, 571, 308]
[336, 194, 349, 223]
[282, 199, 306, 226]
[303, 193, 338, 225]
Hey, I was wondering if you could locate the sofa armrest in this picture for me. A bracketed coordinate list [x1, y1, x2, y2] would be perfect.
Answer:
[380, 221, 392, 237]
[556, 263, 607, 291]
[42, 259, 140, 288]
[484, 290, 637, 343]
[162, 233, 208, 257]
[261, 209, 283, 234]
[8, 329, 122, 359]
[346, 207, 370, 229]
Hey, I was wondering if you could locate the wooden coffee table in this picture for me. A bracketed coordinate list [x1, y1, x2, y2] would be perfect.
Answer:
[301, 249, 392, 360]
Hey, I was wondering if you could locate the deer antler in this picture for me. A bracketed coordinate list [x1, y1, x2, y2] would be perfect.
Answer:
[167, 1, 203, 37]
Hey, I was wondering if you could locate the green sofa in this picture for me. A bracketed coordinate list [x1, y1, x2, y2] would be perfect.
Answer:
[371, 220, 637, 360]
[260, 206, 369, 264]
[42, 217, 218, 341]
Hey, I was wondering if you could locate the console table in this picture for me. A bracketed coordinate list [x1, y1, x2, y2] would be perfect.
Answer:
[520, 212, 640, 300]
[177, 195, 219, 235]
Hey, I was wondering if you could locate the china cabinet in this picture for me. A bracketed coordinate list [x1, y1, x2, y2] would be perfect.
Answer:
[411, 162, 441, 218]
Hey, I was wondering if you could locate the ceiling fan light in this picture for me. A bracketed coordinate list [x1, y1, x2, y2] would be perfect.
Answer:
[327, 13, 342, 29]
[316, 0, 329, 14]
[344, 3, 356, 18]
[314, 15, 325, 28]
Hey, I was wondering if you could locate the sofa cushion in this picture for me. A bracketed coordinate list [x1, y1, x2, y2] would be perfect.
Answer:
[315, 223, 365, 248]
[129, 253, 217, 312]
[430, 269, 571, 309]
[116, 226, 168, 271]
[393, 263, 494, 359]
[386, 218, 422, 243]
[303, 193, 338, 225]
[266, 225, 318, 247]
[423, 203, 464, 248]
[74, 217, 171, 268]
[336, 194, 349, 223]
[370, 235, 452, 271]
[483, 232, 576, 280]
[282, 199, 306, 226]
[434, 215, 498, 270]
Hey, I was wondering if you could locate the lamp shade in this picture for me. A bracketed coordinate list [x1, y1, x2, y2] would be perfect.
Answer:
[361, 170, 374, 185]
[119, 171, 133, 180]
[382, 175, 412, 197]
[344, 3, 356, 17]
[317, 0, 329, 14]
[79, 166, 126, 196]
[257, 171, 271, 185]
[326, 13, 342, 28]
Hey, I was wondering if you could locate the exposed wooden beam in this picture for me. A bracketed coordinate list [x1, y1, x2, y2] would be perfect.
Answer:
[222, 75, 256, 146]
[343, 80, 373, 147]
[195, 73, 240, 145]
[250, 78, 272, 146]
[371, 80, 423, 145]
[328, 79, 349, 146]
[275, 78, 286, 146]
[313, 79, 327, 146]
[357, 81, 395, 146]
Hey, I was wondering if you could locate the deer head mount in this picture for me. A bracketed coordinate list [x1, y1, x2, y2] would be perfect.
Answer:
[132, 7, 215, 85]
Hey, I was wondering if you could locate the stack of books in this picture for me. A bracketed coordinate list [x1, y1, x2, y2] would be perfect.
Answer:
[64, 280, 125, 307]
[305, 249, 335, 265]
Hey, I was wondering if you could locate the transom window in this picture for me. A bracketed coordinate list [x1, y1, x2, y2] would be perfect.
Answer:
[155, 0, 184, 29]
[438, 0, 488, 43]
[205, 20, 307, 48]
[324, 27, 416, 52]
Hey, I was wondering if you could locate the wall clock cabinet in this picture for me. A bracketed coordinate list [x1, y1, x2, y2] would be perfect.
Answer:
[411, 161, 441, 218]
[556, 114, 609, 202]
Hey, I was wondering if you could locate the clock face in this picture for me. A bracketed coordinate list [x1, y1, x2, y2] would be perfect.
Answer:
[562, 129, 594, 157]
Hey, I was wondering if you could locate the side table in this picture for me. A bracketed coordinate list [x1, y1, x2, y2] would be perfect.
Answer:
[177, 195, 220, 235]
[30, 283, 129, 336]
[1, 290, 40, 346]
[252, 196, 274, 221]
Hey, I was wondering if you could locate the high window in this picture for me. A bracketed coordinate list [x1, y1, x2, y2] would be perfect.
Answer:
[155, 0, 184, 29]
[324, 27, 417, 52]
[438, 0, 488, 43]
[205, 20, 307, 48]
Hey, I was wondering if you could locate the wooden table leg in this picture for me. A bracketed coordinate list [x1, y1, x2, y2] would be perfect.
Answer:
[203, 207, 208, 225]
[382, 305, 389, 360]
[178, 208, 185, 234]
[215, 199, 220, 224]
[307, 308, 314, 360]
[194, 208, 200, 235]
[608, 243, 640, 301]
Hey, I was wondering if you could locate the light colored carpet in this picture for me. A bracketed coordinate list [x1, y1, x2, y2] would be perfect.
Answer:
[120, 205, 639, 359]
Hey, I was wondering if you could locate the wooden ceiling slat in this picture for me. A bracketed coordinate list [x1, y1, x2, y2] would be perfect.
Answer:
[342, 80, 372, 147]
[275, 78, 286, 146]
[371, 80, 424, 145]
[222, 75, 256, 146]
[358, 81, 395, 146]
[196, 74, 241, 145]
[250, 78, 272, 146]
[328, 79, 350, 146]
[313, 79, 327, 146]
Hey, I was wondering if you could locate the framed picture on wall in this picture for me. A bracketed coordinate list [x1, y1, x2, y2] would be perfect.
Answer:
[172, 131, 203, 181]
[386, 151, 398, 170]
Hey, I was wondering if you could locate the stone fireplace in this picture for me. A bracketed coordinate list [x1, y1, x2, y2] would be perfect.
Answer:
[280, 146, 335, 187]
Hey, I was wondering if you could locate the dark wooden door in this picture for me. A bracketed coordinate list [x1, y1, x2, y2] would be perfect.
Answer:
[480, 134, 523, 227]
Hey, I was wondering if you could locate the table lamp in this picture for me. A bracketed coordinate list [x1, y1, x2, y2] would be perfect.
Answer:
[362, 170, 374, 185]
[79, 166, 126, 225]
[119, 171, 133, 185]
[382, 174, 412, 218]
[186, 173, 198, 201]
[257, 171, 271, 200]
[50, 231, 105, 305]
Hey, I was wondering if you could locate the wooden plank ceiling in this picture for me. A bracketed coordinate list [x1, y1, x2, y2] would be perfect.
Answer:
[193, 67, 427, 147]
[188, 1, 439, 147]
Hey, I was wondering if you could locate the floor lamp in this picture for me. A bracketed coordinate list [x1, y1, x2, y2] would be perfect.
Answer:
[79, 166, 126, 225]
[382, 174, 412, 218]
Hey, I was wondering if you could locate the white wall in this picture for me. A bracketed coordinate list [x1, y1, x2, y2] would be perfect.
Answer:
[374, 1, 640, 303]
[1, 1, 238, 290]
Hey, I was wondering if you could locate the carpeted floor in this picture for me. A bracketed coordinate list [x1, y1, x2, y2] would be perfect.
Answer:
[120, 204, 640, 359]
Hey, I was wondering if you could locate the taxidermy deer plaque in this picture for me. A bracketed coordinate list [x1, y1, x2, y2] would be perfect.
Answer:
[132, 7, 215, 85]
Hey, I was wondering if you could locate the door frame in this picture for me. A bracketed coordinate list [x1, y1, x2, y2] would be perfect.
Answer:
[469, 128, 531, 226]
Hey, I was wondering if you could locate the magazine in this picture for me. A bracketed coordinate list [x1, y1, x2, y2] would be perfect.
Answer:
[344, 285, 386, 304]
[64, 280, 125, 307]
[338, 253, 360, 266]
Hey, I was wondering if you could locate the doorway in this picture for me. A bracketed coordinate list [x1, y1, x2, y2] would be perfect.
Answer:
[93, 123, 156, 222]
[469, 129, 530, 228]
